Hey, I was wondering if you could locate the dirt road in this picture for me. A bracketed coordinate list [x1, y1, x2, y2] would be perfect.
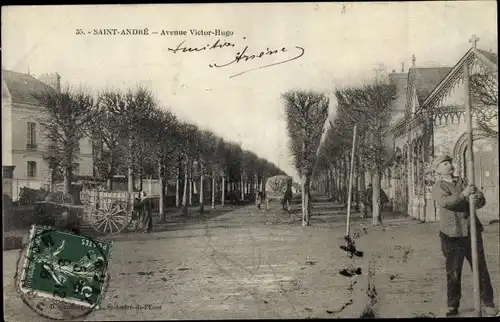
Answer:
[3, 196, 499, 320]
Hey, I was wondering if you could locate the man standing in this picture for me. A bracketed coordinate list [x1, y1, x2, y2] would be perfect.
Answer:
[256, 190, 263, 210]
[139, 190, 153, 233]
[365, 183, 373, 212]
[431, 154, 497, 317]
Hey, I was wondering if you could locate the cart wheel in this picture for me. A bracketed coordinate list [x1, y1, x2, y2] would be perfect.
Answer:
[89, 198, 132, 235]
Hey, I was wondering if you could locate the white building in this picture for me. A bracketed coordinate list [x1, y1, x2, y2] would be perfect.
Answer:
[2, 70, 93, 200]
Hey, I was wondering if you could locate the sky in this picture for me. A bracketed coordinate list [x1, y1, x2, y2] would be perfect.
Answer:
[2, 2, 498, 182]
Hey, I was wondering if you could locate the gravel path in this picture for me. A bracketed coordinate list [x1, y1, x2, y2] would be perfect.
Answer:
[3, 197, 499, 320]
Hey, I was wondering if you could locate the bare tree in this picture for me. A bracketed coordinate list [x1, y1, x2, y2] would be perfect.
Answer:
[106, 86, 157, 208]
[335, 82, 396, 225]
[88, 91, 129, 190]
[176, 122, 199, 216]
[138, 107, 179, 220]
[282, 90, 329, 226]
[32, 86, 95, 194]
[195, 129, 217, 213]
[470, 68, 498, 138]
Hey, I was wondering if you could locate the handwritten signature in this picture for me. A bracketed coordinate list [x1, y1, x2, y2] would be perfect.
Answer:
[167, 39, 305, 78]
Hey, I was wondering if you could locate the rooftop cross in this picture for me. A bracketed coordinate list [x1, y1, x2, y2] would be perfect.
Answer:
[469, 34, 480, 48]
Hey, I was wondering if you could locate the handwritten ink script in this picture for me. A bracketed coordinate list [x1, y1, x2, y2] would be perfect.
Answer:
[167, 38, 305, 78]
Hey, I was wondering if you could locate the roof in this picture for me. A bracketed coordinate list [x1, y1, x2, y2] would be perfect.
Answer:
[2, 69, 54, 105]
[422, 47, 498, 109]
[476, 49, 498, 65]
[408, 67, 453, 105]
[266, 175, 292, 181]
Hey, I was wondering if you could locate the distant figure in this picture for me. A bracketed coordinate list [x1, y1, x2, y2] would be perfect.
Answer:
[139, 190, 153, 233]
[363, 183, 388, 222]
[365, 183, 373, 215]
[282, 187, 293, 212]
[380, 189, 389, 210]
[228, 191, 240, 207]
[256, 191, 264, 210]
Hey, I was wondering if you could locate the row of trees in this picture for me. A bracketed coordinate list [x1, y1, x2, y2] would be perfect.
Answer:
[282, 90, 330, 226]
[315, 82, 397, 226]
[33, 85, 287, 218]
[310, 62, 497, 227]
[280, 75, 397, 226]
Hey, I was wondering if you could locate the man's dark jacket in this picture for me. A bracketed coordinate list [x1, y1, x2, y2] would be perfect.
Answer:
[431, 177, 485, 237]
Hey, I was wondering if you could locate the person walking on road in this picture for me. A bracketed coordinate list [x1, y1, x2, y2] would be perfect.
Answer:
[431, 154, 497, 317]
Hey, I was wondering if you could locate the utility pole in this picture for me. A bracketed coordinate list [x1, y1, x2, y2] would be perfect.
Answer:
[345, 124, 357, 237]
[464, 47, 481, 317]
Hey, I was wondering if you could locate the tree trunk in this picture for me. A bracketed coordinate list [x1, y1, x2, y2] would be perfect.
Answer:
[343, 154, 349, 205]
[175, 168, 180, 208]
[331, 166, 336, 201]
[139, 170, 143, 191]
[241, 177, 244, 201]
[199, 164, 204, 213]
[335, 162, 340, 202]
[358, 155, 367, 218]
[211, 173, 216, 209]
[221, 176, 226, 207]
[326, 169, 331, 200]
[107, 161, 113, 191]
[189, 175, 193, 206]
[372, 168, 382, 226]
[182, 157, 188, 216]
[127, 134, 133, 209]
[158, 162, 165, 221]
[354, 168, 359, 212]
[254, 173, 259, 200]
[51, 168, 57, 192]
[339, 159, 343, 204]
[306, 176, 311, 225]
[63, 166, 71, 195]
[301, 175, 311, 227]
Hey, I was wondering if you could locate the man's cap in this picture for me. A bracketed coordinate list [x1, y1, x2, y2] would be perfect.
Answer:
[433, 154, 453, 170]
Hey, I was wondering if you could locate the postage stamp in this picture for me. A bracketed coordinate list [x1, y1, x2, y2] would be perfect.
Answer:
[17, 225, 112, 311]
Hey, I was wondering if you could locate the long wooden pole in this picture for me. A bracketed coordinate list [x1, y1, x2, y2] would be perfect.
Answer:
[345, 124, 357, 237]
[464, 62, 481, 317]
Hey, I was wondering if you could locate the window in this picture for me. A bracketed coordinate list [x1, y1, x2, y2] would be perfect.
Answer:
[27, 161, 37, 178]
[27, 122, 37, 149]
[73, 163, 80, 175]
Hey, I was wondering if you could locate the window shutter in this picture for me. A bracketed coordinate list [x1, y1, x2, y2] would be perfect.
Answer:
[33, 123, 36, 145]
[27, 123, 31, 146]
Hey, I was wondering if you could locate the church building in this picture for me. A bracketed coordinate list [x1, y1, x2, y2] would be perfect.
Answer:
[386, 36, 498, 225]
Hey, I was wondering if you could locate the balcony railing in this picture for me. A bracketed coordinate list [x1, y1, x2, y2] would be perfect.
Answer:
[26, 143, 38, 151]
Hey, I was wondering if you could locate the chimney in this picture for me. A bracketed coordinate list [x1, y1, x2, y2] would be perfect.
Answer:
[401, 61, 404, 72]
[412, 55, 416, 67]
[37, 73, 61, 92]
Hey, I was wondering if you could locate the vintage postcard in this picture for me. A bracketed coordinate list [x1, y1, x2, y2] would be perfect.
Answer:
[2, 2, 498, 320]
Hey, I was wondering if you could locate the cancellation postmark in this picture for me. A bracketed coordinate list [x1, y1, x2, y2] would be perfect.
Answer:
[15, 225, 112, 320]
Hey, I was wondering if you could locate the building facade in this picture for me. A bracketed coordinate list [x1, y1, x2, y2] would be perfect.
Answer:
[387, 43, 498, 225]
[2, 70, 93, 200]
